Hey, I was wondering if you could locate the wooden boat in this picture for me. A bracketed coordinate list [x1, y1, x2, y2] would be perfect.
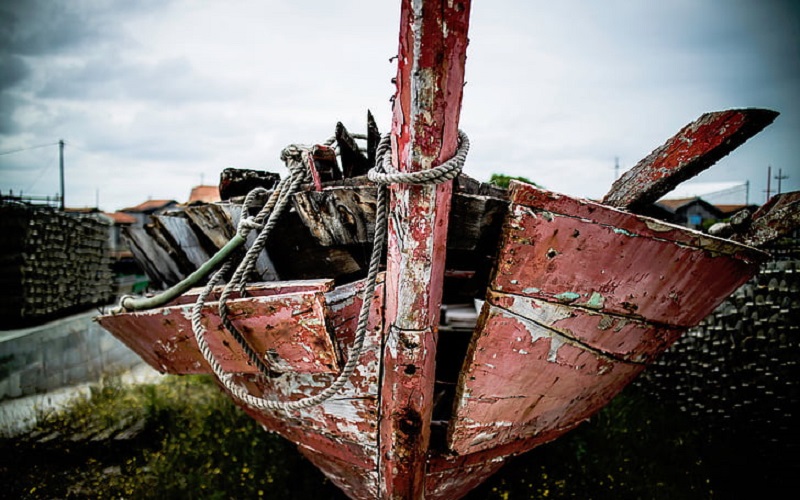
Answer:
[98, 2, 798, 498]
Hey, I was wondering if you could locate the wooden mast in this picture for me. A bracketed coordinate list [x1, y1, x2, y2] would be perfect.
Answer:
[378, 0, 471, 498]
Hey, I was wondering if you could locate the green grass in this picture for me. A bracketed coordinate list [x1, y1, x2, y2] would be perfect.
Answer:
[1, 376, 790, 498]
[466, 389, 713, 499]
[0, 375, 343, 499]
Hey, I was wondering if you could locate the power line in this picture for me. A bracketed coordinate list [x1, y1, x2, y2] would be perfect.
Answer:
[699, 183, 748, 201]
[0, 142, 59, 157]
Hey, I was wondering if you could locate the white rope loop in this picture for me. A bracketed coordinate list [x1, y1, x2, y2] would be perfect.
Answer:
[191, 130, 469, 412]
[368, 130, 469, 186]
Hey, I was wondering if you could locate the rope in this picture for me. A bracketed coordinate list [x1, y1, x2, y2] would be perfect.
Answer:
[368, 130, 470, 186]
[191, 130, 469, 411]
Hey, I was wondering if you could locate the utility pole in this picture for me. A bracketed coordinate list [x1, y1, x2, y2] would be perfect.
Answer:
[745, 180, 750, 205]
[614, 156, 620, 180]
[59, 139, 65, 210]
[774, 168, 788, 195]
[765, 165, 772, 202]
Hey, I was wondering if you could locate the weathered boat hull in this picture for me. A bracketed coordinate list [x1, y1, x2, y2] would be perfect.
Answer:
[447, 181, 766, 457]
[98, 179, 768, 499]
[95, 1, 792, 497]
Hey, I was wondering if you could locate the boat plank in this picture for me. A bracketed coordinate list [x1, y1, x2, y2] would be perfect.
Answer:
[336, 121, 371, 178]
[448, 301, 645, 456]
[184, 203, 236, 249]
[446, 179, 768, 458]
[154, 213, 212, 270]
[486, 290, 683, 364]
[498, 182, 765, 328]
[216, 278, 386, 497]
[97, 289, 339, 374]
[293, 187, 377, 246]
[122, 225, 184, 288]
[299, 445, 379, 500]
[425, 458, 506, 500]
[731, 191, 800, 247]
[218, 203, 280, 281]
[603, 108, 778, 211]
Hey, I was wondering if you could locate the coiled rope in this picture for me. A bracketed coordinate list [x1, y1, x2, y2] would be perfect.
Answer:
[192, 130, 469, 412]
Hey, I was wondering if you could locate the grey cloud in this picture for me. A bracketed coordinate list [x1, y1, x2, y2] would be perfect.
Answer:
[0, 55, 29, 91]
[0, 0, 167, 57]
[35, 56, 240, 104]
[0, 1, 109, 56]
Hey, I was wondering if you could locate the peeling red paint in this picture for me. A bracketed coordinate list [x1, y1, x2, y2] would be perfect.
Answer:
[98, 287, 339, 375]
[448, 301, 645, 455]
[446, 180, 768, 458]
[603, 109, 779, 210]
[93, 2, 787, 497]
[497, 182, 768, 327]
[378, 1, 471, 498]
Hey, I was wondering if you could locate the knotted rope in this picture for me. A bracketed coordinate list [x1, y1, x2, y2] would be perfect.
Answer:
[191, 130, 469, 412]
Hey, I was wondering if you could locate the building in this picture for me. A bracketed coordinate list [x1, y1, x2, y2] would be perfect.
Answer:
[651, 197, 724, 230]
[119, 199, 178, 227]
[188, 185, 221, 204]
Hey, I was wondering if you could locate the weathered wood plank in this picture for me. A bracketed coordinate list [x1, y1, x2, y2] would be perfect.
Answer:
[154, 213, 213, 270]
[446, 194, 508, 252]
[123, 225, 184, 288]
[214, 277, 387, 499]
[183, 203, 236, 249]
[446, 180, 769, 458]
[367, 110, 381, 168]
[730, 191, 800, 247]
[264, 208, 366, 281]
[378, 1, 471, 498]
[144, 215, 198, 278]
[603, 109, 779, 211]
[501, 182, 767, 328]
[425, 458, 505, 500]
[219, 167, 280, 201]
[97, 286, 339, 375]
[292, 187, 377, 246]
[485, 290, 683, 363]
[219, 203, 280, 281]
[308, 145, 343, 190]
[447, 300, 645, 456]
[336, 122, 371, 178]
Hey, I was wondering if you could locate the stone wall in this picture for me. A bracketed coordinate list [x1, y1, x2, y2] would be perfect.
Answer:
[0, 310, 145, 402]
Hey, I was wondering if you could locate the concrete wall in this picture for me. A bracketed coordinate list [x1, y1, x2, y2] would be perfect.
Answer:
[0, 309, 146, 402]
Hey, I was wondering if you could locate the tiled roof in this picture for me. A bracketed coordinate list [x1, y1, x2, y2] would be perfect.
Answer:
[715, 204, 750, 215]
[656, 197, 698, 210]
[105, 211, 138, 224]
[121, 199, 177, 212]
[188, 185, 221, 204]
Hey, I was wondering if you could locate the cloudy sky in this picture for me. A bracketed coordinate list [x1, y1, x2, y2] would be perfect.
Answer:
[1, 0, 798, 211]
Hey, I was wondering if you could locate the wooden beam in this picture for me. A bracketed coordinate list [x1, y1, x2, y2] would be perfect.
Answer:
[603, 109, 778, 211]
[378, 1, 471, 498]
[731, 191, 800, 247]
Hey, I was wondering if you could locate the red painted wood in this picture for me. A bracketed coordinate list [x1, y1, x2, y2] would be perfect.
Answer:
[216, 278, 386, 498]
[97, 287, 339, 375]
[498, 182, 767, 327]
[447, 181, 768, 457]
[425, 458, 505, 500]
[378, 1, 471, 498]
[603, 108, 778, 210]
[448, 301, 646, 455]
[486, 290, 683, 363]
